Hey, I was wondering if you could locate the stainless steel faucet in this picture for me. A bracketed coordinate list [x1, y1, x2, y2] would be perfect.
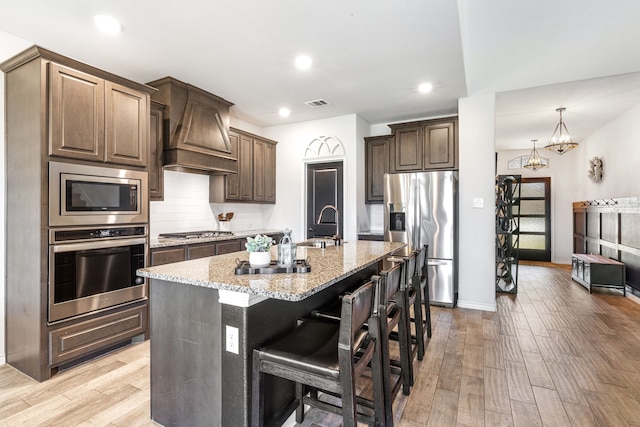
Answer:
[317, 204, 340, 241]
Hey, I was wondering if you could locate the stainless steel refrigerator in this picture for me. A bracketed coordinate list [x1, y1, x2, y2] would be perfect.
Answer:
[384, 171, 458, 307]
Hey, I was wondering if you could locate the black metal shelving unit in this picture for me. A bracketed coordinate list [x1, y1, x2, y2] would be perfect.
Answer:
[496, 175, 521, 293]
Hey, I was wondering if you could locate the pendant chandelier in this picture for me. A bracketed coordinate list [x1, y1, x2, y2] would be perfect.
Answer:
[524, 139, 545, 171]
[545, 107, 578, 155]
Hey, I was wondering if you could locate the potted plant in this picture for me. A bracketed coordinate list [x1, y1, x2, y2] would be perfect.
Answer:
[245, 234, 274, 267]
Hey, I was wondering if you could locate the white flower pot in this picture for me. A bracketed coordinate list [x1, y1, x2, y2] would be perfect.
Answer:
[249, 251, 271, 268]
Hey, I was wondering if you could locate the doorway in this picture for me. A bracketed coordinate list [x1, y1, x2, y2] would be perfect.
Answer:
[306, 161, 343, 239]
[516, 177, 551, 261]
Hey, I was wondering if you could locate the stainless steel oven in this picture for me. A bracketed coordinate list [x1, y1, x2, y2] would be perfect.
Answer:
[48, 226, 148, 322]
[49, 161, 148, 227]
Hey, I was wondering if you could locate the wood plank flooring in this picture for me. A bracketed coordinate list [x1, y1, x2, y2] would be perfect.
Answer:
[2, 263, 640, 426]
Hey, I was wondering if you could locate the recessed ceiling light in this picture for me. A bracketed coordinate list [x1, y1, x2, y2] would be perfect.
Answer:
[418, 82, 433, 93]
[295, 55, 312, 70]
[94, 15, 122, 35]
[278, 108, 291, 117]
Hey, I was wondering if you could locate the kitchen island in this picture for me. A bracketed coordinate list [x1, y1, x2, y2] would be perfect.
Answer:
[137, 240, 404, 427]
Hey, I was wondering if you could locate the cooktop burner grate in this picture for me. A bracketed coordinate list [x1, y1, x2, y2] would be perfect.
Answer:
[158, 230, 235, 239]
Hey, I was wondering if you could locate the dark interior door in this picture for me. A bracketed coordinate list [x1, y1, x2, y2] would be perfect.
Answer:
[516, 177, 551, 261]
[306, 162, 343, 239]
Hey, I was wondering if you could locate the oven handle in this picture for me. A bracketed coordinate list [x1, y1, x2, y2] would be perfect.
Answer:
[52, 237, 146, 253]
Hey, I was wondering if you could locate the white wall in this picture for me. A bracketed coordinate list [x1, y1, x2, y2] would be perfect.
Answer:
[457, 93, 498, 312]
[263, 114, 361, 243]
[1, 32, 33, 365]
[576, 101, 640, 201]
[496, 147, 578, 265]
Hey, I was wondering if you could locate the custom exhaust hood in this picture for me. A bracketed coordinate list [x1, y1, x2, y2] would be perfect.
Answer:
[147, 77, 237, 174]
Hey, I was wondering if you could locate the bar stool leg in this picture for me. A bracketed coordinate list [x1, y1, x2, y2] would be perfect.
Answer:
[412, 271, 426, 360]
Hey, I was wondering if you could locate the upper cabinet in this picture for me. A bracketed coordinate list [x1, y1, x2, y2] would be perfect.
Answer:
[210, 127, 277, 204]
[389, 117, 458, 173]
[364, 117, 458, 204]
[149, 101, 166, 201]
[364, 135, 391, 204]
[49, 63, 149, 167]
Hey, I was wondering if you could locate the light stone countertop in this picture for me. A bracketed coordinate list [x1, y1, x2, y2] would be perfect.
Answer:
[137, 241, 405, 301]
[149, 229, 283, 249]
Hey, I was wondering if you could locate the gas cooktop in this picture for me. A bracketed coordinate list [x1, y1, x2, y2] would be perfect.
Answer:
[158, 231, 235, 240]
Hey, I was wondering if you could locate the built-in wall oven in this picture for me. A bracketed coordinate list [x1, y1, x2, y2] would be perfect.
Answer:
[48, 161, 149, 323]
[49, 226, 148, 322]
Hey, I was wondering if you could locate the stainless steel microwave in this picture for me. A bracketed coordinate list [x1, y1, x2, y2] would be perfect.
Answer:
[49, 161, 148, 226]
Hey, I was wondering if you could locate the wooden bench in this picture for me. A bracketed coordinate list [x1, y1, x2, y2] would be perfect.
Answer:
[571, 254, 626, 296]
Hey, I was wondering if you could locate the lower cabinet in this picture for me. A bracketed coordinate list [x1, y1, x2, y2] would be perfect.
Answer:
[150, 246, 187, 266]
[188, 243, 216, 259]
[216, 239, 242, 255]
[49, 303, 148, 366]
[150, 234, 283, 266]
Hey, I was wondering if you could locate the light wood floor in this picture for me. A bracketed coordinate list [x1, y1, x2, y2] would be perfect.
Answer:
[2, 264, 640, 426]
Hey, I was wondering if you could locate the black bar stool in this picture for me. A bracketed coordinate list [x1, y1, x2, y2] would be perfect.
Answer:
[416, 245, 432, 339]
[251, 279, 386, 427]
[310, 261, 413, 426]
[387, 249, 423, 378]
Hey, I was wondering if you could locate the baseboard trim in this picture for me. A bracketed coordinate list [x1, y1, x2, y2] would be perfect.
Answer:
[457, 300, 496, 312]
[0, 354, 6, 365]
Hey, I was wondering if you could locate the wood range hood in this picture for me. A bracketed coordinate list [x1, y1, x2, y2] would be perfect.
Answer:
[147, 76, 237, 175]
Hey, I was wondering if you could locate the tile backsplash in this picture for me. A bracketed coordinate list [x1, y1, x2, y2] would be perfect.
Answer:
[150, 170, 266, 237]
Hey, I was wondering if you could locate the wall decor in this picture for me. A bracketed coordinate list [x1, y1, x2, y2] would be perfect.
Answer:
[588, 156, 604, 183]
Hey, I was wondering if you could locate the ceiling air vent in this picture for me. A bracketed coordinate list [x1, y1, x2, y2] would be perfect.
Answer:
[304, 99, 330, 108]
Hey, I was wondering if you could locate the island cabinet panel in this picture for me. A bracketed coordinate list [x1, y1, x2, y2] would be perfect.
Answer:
[214, 127, 277, 204]
[49, 62, 149, 167]
[149, 101, 166, 201]
[150, 282, 222, 427]
[49, 63, 105, 162]
[151, 246, 187, 266]
[364, 135, 391, 203]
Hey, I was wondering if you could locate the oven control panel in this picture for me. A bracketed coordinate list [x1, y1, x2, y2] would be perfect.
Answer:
[51, 226, 147, 243]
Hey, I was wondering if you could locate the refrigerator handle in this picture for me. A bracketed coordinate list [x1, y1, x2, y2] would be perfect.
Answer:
[413, 178, 420, 250]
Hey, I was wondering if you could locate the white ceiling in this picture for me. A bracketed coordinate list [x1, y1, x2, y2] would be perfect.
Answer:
[2, 0, 640, 149]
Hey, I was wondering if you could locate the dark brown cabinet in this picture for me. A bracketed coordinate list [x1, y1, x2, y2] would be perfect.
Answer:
[364, 135, 391, 203]
[150, 234, 283, 266]
[149, 101, 166, 201]
[150, 246, 187, 266]
[389, 117, 458, 173]
[254, 139, 277, 202]
[188, 243, 216, 260]
[1, 46, 155, 381]
[212, 128, 277, 204]
[216, 239, 242, 255]
[49, 63, 149, 167]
